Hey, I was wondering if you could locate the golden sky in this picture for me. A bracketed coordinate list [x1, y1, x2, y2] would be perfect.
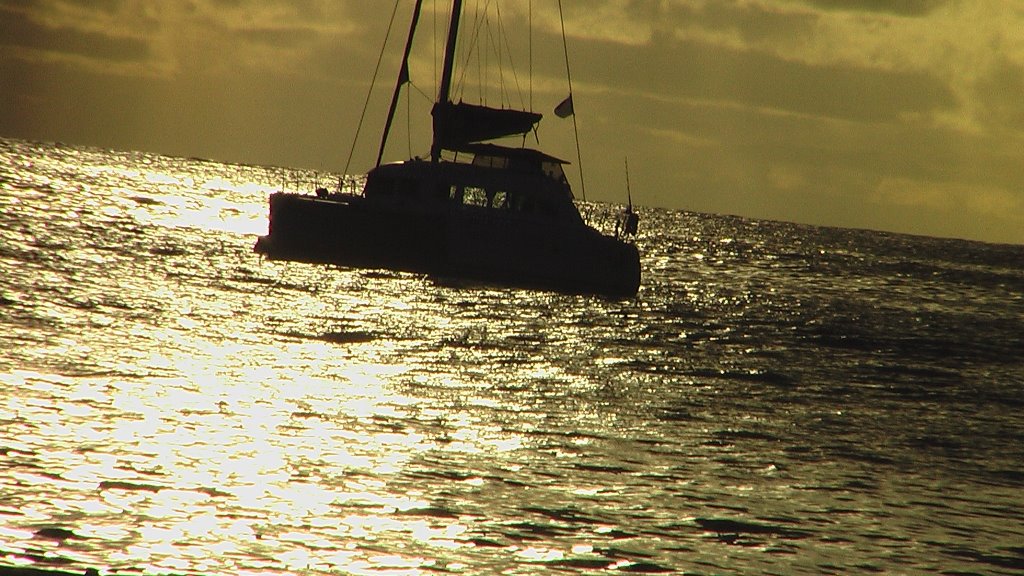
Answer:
[3, 0, 1023, 244]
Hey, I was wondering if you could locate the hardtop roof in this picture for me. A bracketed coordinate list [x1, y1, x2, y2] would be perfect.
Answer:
[452, 143, 570, 165]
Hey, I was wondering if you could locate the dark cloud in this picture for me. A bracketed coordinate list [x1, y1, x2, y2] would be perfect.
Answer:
[237, 25, 318, 48]
[797, 0, 949, 17]
[580, 85, 1023, 242]
[976, 58, 1024, 133]
[0, 49, 360, 169]
[573, 32, 956, 124]
[669, 1, 820, 45]
[0, 0, 120, 13]
[0, 6, 150, 63]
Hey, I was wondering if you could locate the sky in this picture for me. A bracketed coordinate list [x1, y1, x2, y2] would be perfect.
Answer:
[2, 0, 1023, 245]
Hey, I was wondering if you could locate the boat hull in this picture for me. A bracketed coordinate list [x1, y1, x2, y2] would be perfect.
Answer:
[255, 192, 641, 296]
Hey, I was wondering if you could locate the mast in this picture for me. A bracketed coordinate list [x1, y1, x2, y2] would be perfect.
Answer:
[433, 0, 464, 161]
[438, 0, 463, 107]
[377, 0, 425, 168]
[429, 0, 539, 158]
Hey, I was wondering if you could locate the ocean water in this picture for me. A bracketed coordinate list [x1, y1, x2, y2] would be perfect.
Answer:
[1, 136, 1023, 575]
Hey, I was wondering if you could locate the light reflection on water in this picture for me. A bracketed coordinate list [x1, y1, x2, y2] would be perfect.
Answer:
[2, 138, 1024, 575]
[4, 362, 514, 574]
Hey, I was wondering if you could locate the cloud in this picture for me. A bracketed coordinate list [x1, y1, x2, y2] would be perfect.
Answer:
[0, 0, 374, 78]
[571, 30, 956, 125]
[872, 177, 1024, 242]
[0, 4, 151, 71]
[797, 0, 949, 17]
[874, 177, 1017, 215]
[974, 57, 1024, 133]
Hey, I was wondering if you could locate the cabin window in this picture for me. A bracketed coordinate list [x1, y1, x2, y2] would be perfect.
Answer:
[472, 154, 509, 170]
[448, 186, 517, 212]
[542, 161, 566, 182]
[463, 186, 488, 207]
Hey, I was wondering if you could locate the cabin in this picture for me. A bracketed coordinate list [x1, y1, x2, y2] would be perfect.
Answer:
[362, 144, 583, 226]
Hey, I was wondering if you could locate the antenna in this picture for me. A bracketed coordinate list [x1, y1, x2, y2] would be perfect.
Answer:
[625, 157, 633, 210]
[619, 157, 639, 237]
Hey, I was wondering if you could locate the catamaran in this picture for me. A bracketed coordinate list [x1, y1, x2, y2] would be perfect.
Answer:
[254, 0, 641, 296]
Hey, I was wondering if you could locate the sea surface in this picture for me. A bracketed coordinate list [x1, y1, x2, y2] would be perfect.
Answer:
[1, 136, 1023, 575]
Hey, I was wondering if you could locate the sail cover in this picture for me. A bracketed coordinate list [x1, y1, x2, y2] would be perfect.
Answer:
[432, 101, 541, 149]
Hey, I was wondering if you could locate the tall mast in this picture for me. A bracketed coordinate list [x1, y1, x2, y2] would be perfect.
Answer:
[376, 0, 425, 168]
[432, 0, 463, 161]
[438, 0, 463, 106]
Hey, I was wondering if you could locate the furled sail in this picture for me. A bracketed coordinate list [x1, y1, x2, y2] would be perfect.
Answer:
[432, 101, 541, 150]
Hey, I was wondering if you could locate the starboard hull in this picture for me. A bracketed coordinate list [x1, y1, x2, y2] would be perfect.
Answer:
[255, 192, 641, 297]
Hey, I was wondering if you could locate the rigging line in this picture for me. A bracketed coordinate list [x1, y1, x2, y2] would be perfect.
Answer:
[493, 1, 527, 110]
[558, 0, 585, 201]
[407, 80, 434, 103]
[502, 16, 527, 110]
[491, 1, 513, 107]
[453, 0, 492, 102]
[345, 0, 403, 176]
[377, 0, 425, 167]
[529, 0, 533, 111]
[480, 0, 489, 104]
[491, 1, 499, 105]
[482, 9, 488, 105]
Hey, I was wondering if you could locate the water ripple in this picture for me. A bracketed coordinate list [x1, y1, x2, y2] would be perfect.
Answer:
[1, 138, 1023, 575]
